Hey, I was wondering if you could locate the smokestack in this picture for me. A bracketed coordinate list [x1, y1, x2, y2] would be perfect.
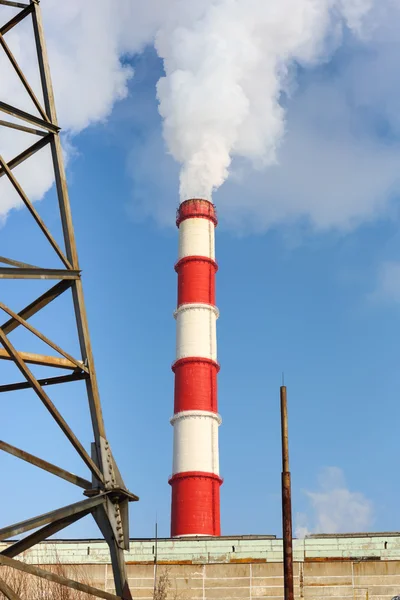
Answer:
[169, 199, 222, 537]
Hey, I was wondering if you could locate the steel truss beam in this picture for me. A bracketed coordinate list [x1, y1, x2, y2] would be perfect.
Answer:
[0, 2, 138, 599]
[0, 555, 121, 600]
[0, 578, 21, 600]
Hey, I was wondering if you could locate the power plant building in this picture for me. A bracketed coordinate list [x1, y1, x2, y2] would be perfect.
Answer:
[6, 534, 400, 599]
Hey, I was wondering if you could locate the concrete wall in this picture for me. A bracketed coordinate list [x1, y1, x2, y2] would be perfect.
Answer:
[3, 533, 400, 599]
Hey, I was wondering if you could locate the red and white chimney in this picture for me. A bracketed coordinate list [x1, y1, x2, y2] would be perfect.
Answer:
[169, 198, 222, 537]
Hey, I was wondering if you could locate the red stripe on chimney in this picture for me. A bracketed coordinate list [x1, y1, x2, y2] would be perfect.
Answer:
[169, 472, 222, 537]
[172, 357, 219, 413]
[175, 256, 218, 306]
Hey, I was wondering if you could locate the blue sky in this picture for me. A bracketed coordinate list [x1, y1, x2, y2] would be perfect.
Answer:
[2, 2, 400, 540]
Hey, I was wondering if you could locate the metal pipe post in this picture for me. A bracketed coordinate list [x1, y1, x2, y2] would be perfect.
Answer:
[280, 385, 294, 600]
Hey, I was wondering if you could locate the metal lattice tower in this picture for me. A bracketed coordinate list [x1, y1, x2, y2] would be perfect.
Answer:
[0, 1, 138, 599]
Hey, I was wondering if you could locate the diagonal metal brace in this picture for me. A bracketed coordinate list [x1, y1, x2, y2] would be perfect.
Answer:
[0, 494, 108, 541]
[0, 578, 22, 600]
[0, 439, 92, 489]
[0, 327, 103, 482]
[2, 509, 92, 558]
[0, 554, 121, 600]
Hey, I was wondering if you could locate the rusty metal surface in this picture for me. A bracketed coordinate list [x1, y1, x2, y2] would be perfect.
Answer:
[0, 578, 22, 600]
[280, 386, 294, 600]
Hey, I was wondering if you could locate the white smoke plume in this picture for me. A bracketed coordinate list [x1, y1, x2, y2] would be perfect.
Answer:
[0, 0, 396, 228]
[295, 467, 374, 536]
[155, 0, 372, 201]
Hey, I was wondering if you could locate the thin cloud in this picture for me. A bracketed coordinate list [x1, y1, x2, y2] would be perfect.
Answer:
[369, 261, 400, 305]
[296, 467, 374, 536]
